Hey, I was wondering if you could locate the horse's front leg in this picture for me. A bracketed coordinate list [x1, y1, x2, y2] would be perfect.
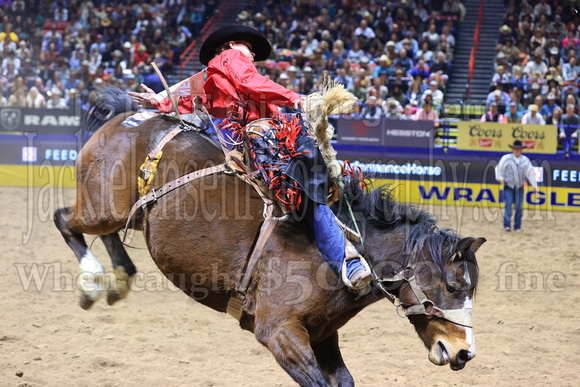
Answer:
[311, 332, 354, 387]
[254, 317, 328, 386]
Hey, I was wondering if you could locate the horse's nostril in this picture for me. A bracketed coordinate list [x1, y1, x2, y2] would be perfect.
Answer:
[457, 349, 474, 362]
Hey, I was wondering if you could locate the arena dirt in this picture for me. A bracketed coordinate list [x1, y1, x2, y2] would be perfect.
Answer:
[1, 186, 578, 386]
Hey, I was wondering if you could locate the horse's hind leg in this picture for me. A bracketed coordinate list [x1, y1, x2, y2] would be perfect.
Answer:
[54, 206, 106, 310]
[99, 233, 137, 305]
[255, 318, 329, 386]
[311, 332, 354, 387]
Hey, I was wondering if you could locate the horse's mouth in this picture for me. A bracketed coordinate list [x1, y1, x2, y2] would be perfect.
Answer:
[429, 341, 468, 371]
[435, 341, 450, 365]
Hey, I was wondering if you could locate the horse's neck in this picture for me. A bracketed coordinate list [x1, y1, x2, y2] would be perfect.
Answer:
[366, 227, 410, 275]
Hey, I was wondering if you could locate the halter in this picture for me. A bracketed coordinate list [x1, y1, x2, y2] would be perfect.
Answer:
[338, 180, 473, 328]
[372, 236, 474, 328]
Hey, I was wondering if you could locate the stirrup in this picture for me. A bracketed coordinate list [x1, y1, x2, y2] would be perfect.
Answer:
[341, 242, 372, 293]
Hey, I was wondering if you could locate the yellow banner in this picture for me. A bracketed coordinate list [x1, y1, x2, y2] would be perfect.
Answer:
[373, 179, 580, 212]
[456, 121, 558, 154]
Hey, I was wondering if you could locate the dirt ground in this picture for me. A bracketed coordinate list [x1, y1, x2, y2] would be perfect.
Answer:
[1, 185, 579, 387]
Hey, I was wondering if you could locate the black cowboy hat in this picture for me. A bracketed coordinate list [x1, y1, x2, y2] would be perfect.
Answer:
[199, 25, 271, 66]
[509, 140, 525, 149]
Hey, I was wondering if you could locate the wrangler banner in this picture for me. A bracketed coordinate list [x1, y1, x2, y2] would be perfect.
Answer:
[456, 122, 558, 154]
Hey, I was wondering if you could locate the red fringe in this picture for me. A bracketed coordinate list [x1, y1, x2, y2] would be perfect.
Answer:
[220, 114, 308, 212]
[343, 160, 366, 191]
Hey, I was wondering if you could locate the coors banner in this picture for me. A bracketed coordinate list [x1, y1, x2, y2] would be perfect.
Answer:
[456, 122, 558, 154]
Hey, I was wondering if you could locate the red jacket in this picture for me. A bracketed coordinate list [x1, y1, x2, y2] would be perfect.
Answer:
[154, 49, 301, 122]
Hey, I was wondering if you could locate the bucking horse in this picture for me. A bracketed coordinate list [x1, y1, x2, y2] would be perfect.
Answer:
[54, 86, 485, 385]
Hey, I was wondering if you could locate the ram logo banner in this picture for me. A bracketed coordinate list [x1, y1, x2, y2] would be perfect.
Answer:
[1, 108, 21, 131]
[457, 122, 558, 154]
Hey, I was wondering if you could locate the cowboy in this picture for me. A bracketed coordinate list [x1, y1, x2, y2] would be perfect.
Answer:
[129, 25, 372, 291]
[495, 140, 538, 232]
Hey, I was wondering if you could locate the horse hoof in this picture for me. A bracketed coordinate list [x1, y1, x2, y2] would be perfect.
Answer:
[107, 290, 121, 306]
[107, 267, 131, 306]
[79, 294, 97, 310]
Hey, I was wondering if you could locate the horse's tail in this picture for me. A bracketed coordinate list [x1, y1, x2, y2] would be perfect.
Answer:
[83, 86, 139, 141]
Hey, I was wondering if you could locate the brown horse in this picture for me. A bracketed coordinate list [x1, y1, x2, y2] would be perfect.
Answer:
[55, 88, 485, 385]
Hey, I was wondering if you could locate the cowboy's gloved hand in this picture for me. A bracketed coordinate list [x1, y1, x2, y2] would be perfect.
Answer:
[128, 84, 159, 108]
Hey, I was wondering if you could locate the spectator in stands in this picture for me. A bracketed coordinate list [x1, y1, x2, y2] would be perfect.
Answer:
[507, 101, 523, 123]
[562, 78, 579, 104]
[525, 82, 542, 107]
[494, 51, 512, 73]
[534, 0, 551, 18]
[562, 55, 579, 82]
[393, 48, 413, 74]
[26, 86, 46, 108]
[410, 59, 430, 80]
[354, 19, 375, 39]
[389, 82, 406, 106]
[421, 80, 443, 111]
[422, 23, 440, 49]
[406, 79, 423, 106]
[383, 98, 402, 119]
[359, 95, 383, 121]
[559, 104, 579, 140]
[347, 76, 366, 102]
[510, 65, 527, 89]
[135, 44, 148, 67]
[415, 40, 434, 63]
[481, 102, 507, 123]
[7, 89, 27, 107]
[46, 89, 67, 109]
[498, 25, 516, 46]
[414, 93, 439, 126]
[549, 106, 562, 126]
[367, 77, 388, 101]
[430, 51, 450, 78]
[334, 67, 353, 89]
[495, 140, 538, 232]
[285, 66, 299, 89]
[374, 55, 391, 78]
[493, 65, 510, 85]
[540, 92, 559, 123]
[401, 104, 414, 120]
[521, 104, 545, 125]
[524, 50, 548, 78]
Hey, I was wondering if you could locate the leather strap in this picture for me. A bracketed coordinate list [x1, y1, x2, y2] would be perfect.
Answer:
[123, 163, 227, 239]
[141, 127, 184, 181]
[199, 103, 230, 157]
[237, 203, 280, 294]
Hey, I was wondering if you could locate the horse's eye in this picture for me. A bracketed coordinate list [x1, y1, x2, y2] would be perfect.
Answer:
[446, 283, 458, 293]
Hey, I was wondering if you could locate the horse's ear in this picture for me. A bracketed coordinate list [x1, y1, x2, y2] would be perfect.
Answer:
[454, 237, 487, 256]
[470, 237, 486, 254]
[453, 237, 476, 255]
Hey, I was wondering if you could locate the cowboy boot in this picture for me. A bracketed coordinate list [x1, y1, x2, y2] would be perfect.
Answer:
[342, 239, 373, 291]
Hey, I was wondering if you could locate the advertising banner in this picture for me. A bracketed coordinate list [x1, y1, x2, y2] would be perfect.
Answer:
[0, 108, 82, 134]
[456, 121, 558, 154]
[336, 118, 434, 148]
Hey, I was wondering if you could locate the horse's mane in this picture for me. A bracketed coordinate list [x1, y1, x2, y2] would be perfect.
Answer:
[334, 176, 477, 285]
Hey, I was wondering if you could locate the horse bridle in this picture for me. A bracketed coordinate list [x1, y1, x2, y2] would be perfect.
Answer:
[372, 236, 474, 328]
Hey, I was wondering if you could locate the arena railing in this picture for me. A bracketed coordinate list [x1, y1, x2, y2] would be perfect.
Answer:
[467, 0, 485, 99]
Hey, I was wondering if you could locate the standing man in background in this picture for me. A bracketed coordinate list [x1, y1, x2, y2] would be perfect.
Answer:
[495, 140, 538, 232]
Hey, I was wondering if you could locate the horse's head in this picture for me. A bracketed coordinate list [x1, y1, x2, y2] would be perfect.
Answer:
[336, 179, 486, 371]
[396, 235, 485, 370]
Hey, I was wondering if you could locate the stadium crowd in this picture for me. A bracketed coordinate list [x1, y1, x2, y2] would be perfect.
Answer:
[0, 0, 462, 122]
[490, 0, 580, 140]
[0, 0, 216, 112]
[239, 0, 464, 121]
